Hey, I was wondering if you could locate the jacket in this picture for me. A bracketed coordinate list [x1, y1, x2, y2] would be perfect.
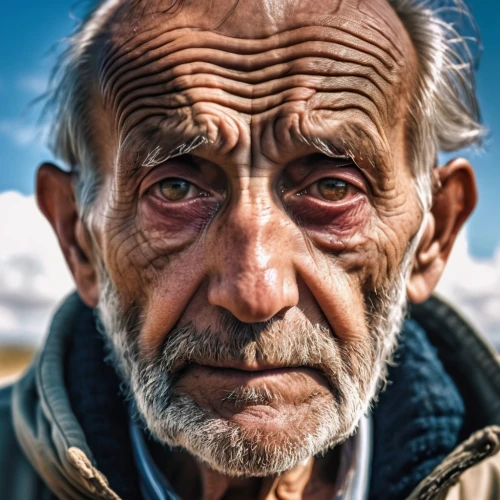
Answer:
[1, 292, 500, 499]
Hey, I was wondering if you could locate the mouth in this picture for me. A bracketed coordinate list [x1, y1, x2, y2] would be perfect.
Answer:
[181, 363, 320, 386]
[200, 360, 303, 372]
[170, 358, 304, 377]
[172, 363, 334, 424]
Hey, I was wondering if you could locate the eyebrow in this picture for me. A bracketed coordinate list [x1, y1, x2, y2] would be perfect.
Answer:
[124, 120, 388, 177]
[119, 128, 209, 178]
[302, 127, 388, 174]
[141, 135, 208, 167]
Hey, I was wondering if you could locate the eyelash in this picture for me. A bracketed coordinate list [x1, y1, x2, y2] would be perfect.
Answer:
[299, 178, 358, 199]
[150, 178, 207, 203]
[150, 177, 360, 208]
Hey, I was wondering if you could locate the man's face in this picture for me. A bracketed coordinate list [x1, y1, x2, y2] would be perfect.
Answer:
[87, 0, 421, 476]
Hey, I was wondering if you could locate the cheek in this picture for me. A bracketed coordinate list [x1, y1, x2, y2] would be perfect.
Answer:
[99, 201, 216, 330]
[293, 210, 411, 342]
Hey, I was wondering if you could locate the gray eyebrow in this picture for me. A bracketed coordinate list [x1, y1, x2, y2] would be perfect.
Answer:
[133, 123, 384, 174]
[309, 137, 356, 165]
[141, 135, 208, 167]
[303, 128, 387, 172]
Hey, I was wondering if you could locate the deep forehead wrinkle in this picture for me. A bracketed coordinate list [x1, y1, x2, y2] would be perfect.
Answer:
[89, 0, 416, 181]
[100, 30, 411, 126]
[97, 0, 414, 95]
[99, 12, 408, 104]
[101, 26, 401, 116]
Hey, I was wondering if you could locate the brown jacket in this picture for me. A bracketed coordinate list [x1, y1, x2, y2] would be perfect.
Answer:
[1, 293, 500, 499]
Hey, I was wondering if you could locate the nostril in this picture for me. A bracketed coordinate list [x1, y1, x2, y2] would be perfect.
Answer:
[207, 282, 297, 323]
[275, 306, 292, 319]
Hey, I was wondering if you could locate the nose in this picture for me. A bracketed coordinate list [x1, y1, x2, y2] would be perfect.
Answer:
[207, 193, 299, 323]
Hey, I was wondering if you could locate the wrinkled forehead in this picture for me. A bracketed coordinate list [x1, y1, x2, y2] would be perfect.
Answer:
[93, 0, 417, 162]
[99, 0, 416, 84]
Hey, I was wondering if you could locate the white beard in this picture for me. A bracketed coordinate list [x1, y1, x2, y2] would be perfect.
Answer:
[96, 237, 417, 477]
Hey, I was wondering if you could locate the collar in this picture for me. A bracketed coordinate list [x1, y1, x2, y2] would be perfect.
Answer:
[335, 413, 372, 499]
[11, 293, 124, 499]
[128, 407, 372, 500]
[129, 413, 180, 500]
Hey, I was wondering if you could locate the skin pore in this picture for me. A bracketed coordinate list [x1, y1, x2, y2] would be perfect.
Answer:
[36, 0, 477, 498]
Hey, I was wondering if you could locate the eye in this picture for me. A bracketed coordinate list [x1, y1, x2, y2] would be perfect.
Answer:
[157, 178, 200, 201]
[317, 178, 348, 201]
[300, 178, 357, 202]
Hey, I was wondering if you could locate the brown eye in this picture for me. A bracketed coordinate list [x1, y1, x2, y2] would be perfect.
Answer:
[317, 178, 348, 201]
[159, 178, 191, 201]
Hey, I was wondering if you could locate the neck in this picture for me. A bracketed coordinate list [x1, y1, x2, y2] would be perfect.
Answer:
[159, 447, 341, 500]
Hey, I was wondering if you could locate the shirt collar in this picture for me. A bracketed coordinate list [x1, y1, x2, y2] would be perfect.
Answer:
[129, 407, 372, 500]
[128, 411, 180, 500]
[335, 413, 372, 500]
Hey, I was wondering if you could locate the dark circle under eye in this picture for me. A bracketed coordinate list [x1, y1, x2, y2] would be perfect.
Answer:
[318, 178, 348, 201]
[159, 178, 190, 201]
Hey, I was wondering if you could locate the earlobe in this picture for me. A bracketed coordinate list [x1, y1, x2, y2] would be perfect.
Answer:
[407, 158, 477, 304]
[36, 163, 99, 308]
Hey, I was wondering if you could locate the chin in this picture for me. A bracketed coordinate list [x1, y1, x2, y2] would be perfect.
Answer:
[137, 387, 358, 478]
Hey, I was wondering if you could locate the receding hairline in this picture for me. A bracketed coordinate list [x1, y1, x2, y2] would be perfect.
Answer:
[96, 0, 417, 55]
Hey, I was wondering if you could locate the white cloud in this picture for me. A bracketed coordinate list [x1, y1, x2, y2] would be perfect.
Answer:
[0, 192, 73, 345]
[0, 191, 497, 349]
[436, 230, 500, 347]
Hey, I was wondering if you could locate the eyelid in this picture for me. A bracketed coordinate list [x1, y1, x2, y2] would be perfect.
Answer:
[297, 168, 368, 196]
[153, 178, 204, 202]
[139, 167, 203, 198]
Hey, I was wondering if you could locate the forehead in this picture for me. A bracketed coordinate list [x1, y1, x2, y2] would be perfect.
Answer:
[95, 0, 417, 166]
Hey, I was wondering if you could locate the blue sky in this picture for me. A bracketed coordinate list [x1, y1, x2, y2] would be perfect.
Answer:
[0, 0, 499, 257]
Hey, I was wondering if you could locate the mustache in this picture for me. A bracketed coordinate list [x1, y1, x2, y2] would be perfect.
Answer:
[99, 288, 378, 402]
[160, 314, 335, 369]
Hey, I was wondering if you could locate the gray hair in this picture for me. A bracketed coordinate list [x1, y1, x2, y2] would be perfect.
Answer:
[389, 0, 484, 209]
[46, 0, 484, 213]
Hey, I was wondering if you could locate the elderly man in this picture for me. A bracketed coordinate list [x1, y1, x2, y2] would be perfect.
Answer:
[2, 0, 500, 498]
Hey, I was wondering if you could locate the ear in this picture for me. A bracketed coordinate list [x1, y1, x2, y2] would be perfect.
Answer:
[36, 163, 99, 308]
[407, 158, 477, 304]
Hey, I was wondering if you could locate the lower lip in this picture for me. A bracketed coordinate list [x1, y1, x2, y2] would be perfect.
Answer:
[176, 365, 332, 423]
